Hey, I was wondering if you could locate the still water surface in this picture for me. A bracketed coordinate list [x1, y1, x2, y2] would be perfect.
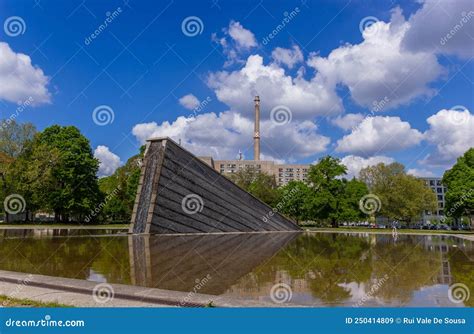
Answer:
[0, 229, 472, 307]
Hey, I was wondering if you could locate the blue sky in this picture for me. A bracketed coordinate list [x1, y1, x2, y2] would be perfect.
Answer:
[0, 0, 473, 177]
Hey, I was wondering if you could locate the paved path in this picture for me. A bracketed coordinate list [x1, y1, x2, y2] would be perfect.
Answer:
[0, 270, 279, 307]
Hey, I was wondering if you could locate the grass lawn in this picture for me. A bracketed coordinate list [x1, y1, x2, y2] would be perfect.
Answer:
[306, 226, 474, 235]
[0, 295, 69, 307]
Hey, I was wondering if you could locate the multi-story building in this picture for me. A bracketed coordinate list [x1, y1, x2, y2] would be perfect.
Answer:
[420, 177, 447, 223]
[212, 159, 309, 186]
[199, 96, 311, 186]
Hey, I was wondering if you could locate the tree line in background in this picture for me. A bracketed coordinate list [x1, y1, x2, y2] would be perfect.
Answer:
[0, 120, 472, 226]
[0, 121, 142, 223]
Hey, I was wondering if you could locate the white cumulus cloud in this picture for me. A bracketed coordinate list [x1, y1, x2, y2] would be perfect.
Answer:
[0, 42, 51, 105]
[407, 168, 435, 177]
[228, 20, 257, 49]
[94, 145, 122, 177]
[308, 8, 444, 110]
[402, 0, 474, 59]
[179, 94, 200, 110]
[336, 116, 423, 156]
[132, 111, 329, 162]
[271, 45, 304, 69]
[341, 155, 395, 179]
[207, 54, 342, 120]
[421, 107, 474, 167]
[331, 113, 365, 131]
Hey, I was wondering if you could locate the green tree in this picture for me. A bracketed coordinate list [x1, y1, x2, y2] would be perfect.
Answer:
[228, 167, 279, 206]
[277, 181, 312, 223]
[360, 163, 437, 223]
[338, 178, 369, 223]
[0, 120, 36, 158]
[98, 150, 143, 223]
[31, 125, 102, 222]
[306, 156, 348, 227]
[442, 148, 474, 226]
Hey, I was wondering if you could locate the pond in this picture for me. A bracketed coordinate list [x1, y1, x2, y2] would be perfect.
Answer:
[0, 229, 472, 307]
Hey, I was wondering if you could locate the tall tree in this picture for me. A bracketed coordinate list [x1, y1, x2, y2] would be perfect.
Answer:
[338, 178, 369, 223]
[277, 181, 312, 223]
[442, 148, 474, 226]
[306, 156, 348, 227]
[98, 150, 143, 223]
[31, 125, 102, 222]
[0, 120, 36, 158]
[228, 167, 279, 206]
[359, 163, 437, 223]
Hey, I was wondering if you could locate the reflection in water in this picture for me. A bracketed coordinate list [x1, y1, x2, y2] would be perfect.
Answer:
[0, 230, 472, 307]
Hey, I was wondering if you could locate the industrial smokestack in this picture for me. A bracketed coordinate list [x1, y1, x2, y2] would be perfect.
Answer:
[254, 96, 260, 161]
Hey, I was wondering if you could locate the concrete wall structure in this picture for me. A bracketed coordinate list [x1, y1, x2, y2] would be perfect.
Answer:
[130, 137, 301, 234]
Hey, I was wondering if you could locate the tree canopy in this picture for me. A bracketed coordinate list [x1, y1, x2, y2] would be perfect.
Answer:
[359, 162, 437, 223]
[442, 148, 474, 225]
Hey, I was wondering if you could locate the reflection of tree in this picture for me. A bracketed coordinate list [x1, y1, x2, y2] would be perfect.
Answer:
[449, 248, 474, 307]
[369, 235, 441, 305]
[248, 233, 373, 304]
[0, 236, 130, 284]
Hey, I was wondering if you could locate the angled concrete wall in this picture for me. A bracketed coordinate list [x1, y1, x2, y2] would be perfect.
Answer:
[130, 137, 300, 234]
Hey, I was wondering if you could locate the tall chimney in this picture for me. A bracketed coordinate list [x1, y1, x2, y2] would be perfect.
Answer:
[253, 96, 260, 161]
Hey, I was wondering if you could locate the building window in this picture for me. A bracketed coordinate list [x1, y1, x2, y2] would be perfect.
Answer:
[430, 180, 435, 186]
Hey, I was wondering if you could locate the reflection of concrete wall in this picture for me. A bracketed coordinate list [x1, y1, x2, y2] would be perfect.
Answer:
[128, 232, 298, 295]
[130, 138, 300, 234]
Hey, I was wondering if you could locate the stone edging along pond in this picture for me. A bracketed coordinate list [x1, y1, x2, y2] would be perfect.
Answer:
[0, 270, 283, 308]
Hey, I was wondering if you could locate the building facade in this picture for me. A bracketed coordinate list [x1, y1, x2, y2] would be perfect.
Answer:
[420, 177, 447, 224]
[212, 159, 310, 186]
